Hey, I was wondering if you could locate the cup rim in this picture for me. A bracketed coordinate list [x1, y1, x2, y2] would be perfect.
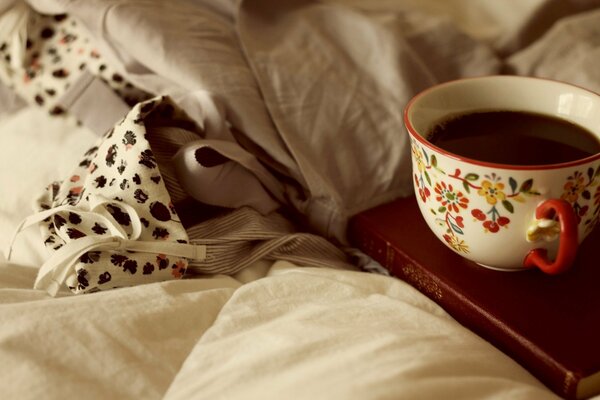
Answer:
[403, 75, 600, 171]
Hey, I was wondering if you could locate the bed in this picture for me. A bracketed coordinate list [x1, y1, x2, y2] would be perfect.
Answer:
[1, 0, 599, 398]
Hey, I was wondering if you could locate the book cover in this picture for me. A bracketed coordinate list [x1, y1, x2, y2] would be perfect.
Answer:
[347, 195, 600, 400]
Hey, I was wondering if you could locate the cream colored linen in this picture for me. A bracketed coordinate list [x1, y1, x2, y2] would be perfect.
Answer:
[163, 263, 559, 400]
[2, 259, 597, 400]
[0, 261, 241, 400]
[507, 8, 600, 93]
[0, 107, 96, 267]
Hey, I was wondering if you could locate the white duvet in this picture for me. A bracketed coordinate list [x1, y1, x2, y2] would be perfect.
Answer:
[2, 0, 600, 399]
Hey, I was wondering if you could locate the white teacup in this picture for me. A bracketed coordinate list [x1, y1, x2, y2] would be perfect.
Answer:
[404, 76, 600, 274]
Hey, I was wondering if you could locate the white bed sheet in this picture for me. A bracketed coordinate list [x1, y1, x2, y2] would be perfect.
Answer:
[0, 258, 561, 400]
[0, 107, 96, 266]
[164, 263, 558, 400]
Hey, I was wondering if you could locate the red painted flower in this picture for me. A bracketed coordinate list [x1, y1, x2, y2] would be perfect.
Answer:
[434, 181, 469, 213]
[419, 187, 431, 202]
[497, 216, 510, 226]
[483, 220, 500, 233]
[414, 175, 431, 202]
[471, 209, 486, 221]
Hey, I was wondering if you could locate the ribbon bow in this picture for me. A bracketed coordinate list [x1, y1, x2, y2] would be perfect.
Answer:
[7, 194, 206, 296]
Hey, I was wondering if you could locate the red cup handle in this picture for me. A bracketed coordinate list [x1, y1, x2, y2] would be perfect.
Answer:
[523, 199, 578, 274]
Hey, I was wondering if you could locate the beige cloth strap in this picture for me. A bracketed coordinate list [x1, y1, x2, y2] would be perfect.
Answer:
[58, 70, 131, 136]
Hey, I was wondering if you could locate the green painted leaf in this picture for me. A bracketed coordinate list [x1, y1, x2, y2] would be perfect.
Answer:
[438, 206, 447, 213]
[509, 177, 517, 194]
[519, 179, 533, 193]
[424, 171, 432, 186]
[502, 200, 514, 213]
[463, 180, 470, 193]
[588, 167, 594, 181]
[431, 154, 438, 167]
[465, 173, 479, 181]
[449, 222, 464, 235]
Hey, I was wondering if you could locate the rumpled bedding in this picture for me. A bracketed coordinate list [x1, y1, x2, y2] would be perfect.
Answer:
[2, 0, 600, 399]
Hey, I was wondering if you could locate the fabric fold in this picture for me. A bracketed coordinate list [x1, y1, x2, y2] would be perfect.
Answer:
[236, 0, 500, 242]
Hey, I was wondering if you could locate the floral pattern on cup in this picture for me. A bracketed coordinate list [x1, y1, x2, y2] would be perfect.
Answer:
[560, 168, 600, 233]
[411, 139, 540, 253]
[450, 170, 540, 234]
[432, 180, 470, 253]
[411, 139, 600, 254]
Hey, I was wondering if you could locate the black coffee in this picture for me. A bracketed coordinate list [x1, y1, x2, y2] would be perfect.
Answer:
[428, 111, 600, 165]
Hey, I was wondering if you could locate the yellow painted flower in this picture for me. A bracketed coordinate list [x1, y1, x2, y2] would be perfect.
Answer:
[443, 234, 469, 253]
[411, 145, 426, 173]
[478, 180, 506, 205]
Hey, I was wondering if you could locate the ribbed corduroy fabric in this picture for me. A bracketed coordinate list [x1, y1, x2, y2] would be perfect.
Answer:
[147, 125, 353, 276]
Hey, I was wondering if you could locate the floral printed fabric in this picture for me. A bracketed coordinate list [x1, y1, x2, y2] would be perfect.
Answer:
[0, 8, 151, 118]
[35, 96, 198, 294]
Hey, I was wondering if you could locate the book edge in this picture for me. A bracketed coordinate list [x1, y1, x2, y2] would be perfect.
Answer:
[349, 211, 582, 399]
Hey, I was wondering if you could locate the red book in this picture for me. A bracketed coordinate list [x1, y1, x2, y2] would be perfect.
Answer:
[347, 195, 600, 400]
